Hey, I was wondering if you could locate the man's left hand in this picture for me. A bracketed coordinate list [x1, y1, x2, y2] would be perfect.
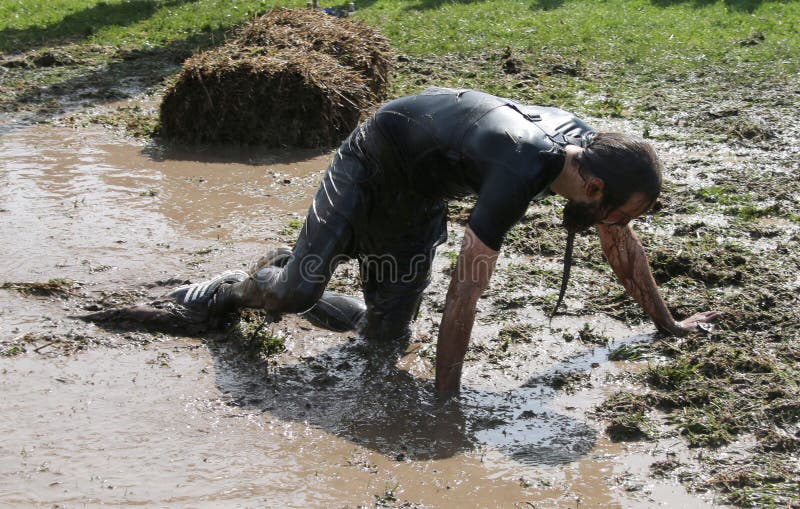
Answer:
[667, 310, 723, 336]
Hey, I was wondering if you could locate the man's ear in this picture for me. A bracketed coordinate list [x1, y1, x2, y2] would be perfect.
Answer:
[584, 176, 605, 200]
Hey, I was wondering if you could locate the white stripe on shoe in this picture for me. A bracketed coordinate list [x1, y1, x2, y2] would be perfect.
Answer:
[169, 270, 249, 308]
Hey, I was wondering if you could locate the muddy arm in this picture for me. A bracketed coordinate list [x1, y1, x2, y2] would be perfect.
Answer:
[596, 223, 719, 336]
[435, 227, 498, 396]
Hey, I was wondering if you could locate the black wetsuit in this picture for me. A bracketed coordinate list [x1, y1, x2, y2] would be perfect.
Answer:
[219, 87, 596, 340]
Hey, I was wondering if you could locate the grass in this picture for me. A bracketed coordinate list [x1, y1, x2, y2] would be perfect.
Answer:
[227, 309, 286, 356]
[280, 217, 303, 236]
[2, 0, 799, 119]
[594, 391, 653, 440]
[1, 278, 78, 297]
[0, 344, 25, 356]
[87, 103, 160, 137]
[0, 0, 269, 52]
[493, 322, 539, 352]
[607, 342, 651, 361]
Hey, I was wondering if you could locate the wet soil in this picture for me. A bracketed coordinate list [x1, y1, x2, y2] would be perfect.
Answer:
[1, 122, 727, 508]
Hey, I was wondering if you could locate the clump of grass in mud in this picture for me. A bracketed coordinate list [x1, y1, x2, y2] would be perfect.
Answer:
[533, 370, 591, 395]
[605, 414, 652, 442]
[505, 216, 561, 258]
[89, 104, 160, 138]
[493, 322, 540, 353]
[227, 309, 285, 357]
[650, 456, 682, 478]
[594, 392, 655, 442]
[569, 323, 608, 346]
[280, 218, 303, 237]
[608, 342, 653, 361]
[1, 331, 94, 356]
[373, 484, 400, 508]
[1, 343, 25, 356]
[493, 262, 562, 297]
[692, 186, 785, 223]
[710, 460, 800, 509]
[442, 250, 459, 271]
[498, 322, 538, 343]
[647, 235, 750, 286]
[1, 278, 78, 297]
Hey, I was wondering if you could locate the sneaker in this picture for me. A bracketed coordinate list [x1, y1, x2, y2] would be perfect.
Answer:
[168, 270, 249, 313]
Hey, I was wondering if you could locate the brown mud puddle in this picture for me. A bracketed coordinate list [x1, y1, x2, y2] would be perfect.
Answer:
[0, 124, 723, 507]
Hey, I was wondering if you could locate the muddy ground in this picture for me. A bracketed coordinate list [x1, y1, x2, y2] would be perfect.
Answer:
[1, 48, 799, 508]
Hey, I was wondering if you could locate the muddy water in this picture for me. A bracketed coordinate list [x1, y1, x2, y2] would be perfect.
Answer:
[0, 125, 327, 279]
[1, 125, 722, 508]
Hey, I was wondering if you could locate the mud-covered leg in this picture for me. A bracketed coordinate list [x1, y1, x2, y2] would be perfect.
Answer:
[357, 248, 433, 345]
[358, 289, 423, 344]
[195, 148, 368, 320]
[213, 214, 353, 315]
[299, 292, 366, 332]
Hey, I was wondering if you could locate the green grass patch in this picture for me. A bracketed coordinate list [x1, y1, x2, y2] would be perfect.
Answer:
[1, 278, 78, 297]
[3, 0, 798, 119]
[227, 309, 286, 356]
[647, 234, 750, 286]
[694, 185, 751, 206]
[608, 342, 652, 361]
[280, 218, 303, 236]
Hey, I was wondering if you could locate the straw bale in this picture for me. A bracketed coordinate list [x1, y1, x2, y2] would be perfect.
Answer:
[159, 9, 393, 147]
[235, 8, 392, 96]
[160, 46, 373, 147]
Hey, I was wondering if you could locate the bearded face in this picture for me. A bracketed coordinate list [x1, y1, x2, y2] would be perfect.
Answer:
[561, 200, 604, 233]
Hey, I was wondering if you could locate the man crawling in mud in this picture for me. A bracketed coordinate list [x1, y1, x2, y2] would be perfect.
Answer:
[166, 87, 720, 395]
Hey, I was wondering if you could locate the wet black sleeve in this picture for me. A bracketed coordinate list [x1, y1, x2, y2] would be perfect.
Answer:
[467, 171, 534, 251]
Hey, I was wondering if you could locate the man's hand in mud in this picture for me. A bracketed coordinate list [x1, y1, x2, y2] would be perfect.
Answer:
[664, 310, 723, 336]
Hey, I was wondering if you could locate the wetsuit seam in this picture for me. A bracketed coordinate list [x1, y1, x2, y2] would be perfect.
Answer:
[456, 104, 509, 154]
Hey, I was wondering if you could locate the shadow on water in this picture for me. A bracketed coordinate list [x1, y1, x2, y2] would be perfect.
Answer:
[206, 335, 604, 464]
[84, 307, 658, 465]
[0, 0, 199, 53]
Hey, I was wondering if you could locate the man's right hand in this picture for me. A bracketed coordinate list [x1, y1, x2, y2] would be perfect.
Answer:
[435, 227, 498, 395]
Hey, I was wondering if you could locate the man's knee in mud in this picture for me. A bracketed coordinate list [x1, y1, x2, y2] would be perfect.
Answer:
[271, 281, 325, 314]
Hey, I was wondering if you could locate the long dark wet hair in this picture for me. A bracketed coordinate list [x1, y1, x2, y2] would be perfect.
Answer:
[549, 133, 663, 319]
